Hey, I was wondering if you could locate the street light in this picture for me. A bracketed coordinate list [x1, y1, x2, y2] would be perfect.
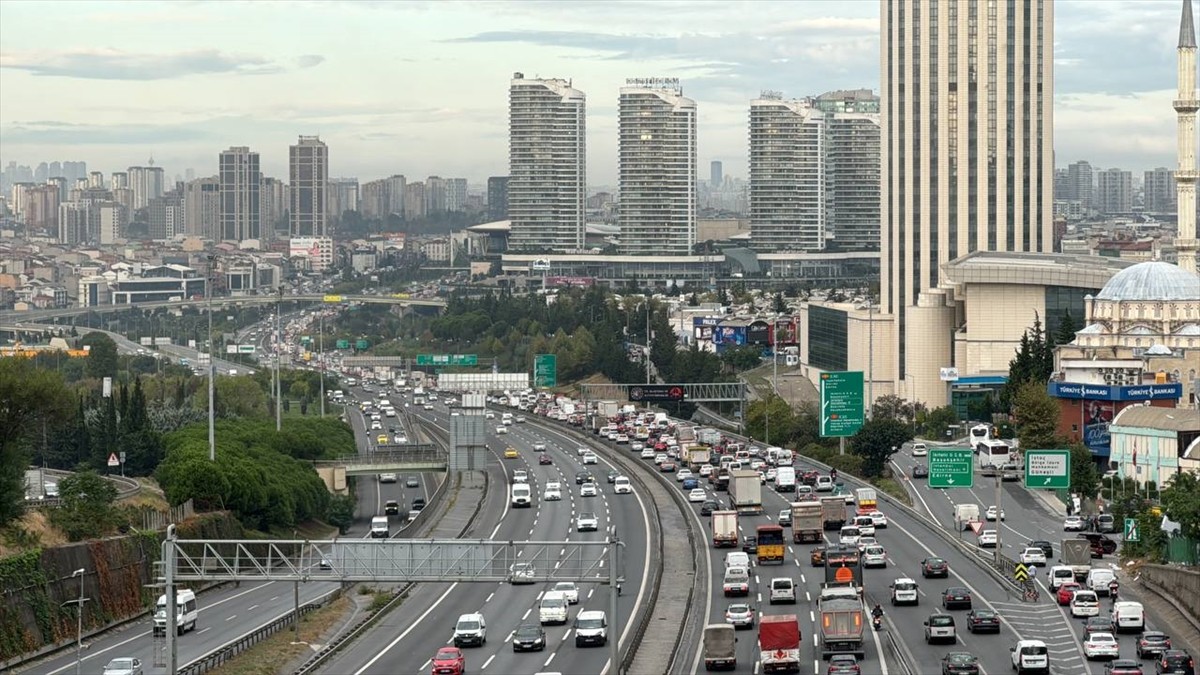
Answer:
[63, 568, 87, 675]
[275, 285, 283, 431]
[206, 254, 216, 462]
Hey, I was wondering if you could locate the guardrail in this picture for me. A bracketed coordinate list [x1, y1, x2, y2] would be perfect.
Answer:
[21, 470, 141, 512]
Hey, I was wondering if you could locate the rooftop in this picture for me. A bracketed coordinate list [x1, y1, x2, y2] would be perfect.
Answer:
[942, 251, 1134, 290]
[1095, 261, 1200, 302]
[1112, 405, 1200, 432]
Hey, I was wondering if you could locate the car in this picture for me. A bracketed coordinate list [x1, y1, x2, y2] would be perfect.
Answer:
[510, 562, 536, 584]
[700, 499, 719, 516]
[102, 658, 144, 675]
[815, 475, 834, 491]
[512, 623, 546, 652]
[863, 545, 887, 568]
[576, 470, 594, 484]
[922, 557, 949, 578]
[1085, 615, 1115, 639]
[942, 586, 972, 610]
[552, 581, 579, 604]
[1137, 632, 1172, 659]
[869, 511, 889, 528]
[742, 536, 758, 554]
[1085, 632, 1121, 660]
[1064, 514, 1086, 531]
[682, 477, 699, 490]
[699, 464, 714, 477]
[384, 499, 400, 516]
[423, 403, 434, 410]
[535, 453, 552, 465]
[828, 654, 861, 674]
[377, 434, 389, 444]
[614, 476, 633, 494]
[641, 448, 657, 459]
[1104, 660, 1145, 675]
[811, 547, 827, 567]
[1019, 547, 1047, 565]
[583, 452, 598, 465]
[606, 469, 620, 483]
[765, 467, 778, 482]
[985, 505, 1006, 521]
[630, 441, 644, 451]
[576, 512, 598, 532]
[912, 464, 929, 479]
[504, 448, 520, 459]
[496, 425, 508, 434]
[724, 602, 756, 629]
[1156, 649, 1196, 675]
[411, 496, 426, 511]
[430, 646, 465, 674]
[1071, 590, 1101, 617]
[977, 530, 998, 548]
[677, 469, 694, 482]
[925, 614, 957, 644]
[911, 442, 929, 456]
[654, 453, 668, 465]
[580, 483, 598, 497]
[544, 483, 562, 501]
[515, 415, 526, 423]
[1097, 513, 1118, 534]
[890, 577, 919, 605]
[941, 652, 981, 675]
[965, 608, 1001, 633]
[688, 488, 708, 502]
[1030, 540, 1055, 559]
[1057, 582, 1082, 605]
[777, 508, 793, 526]
[379, 472, 398, 483]
[660, 461, 677, 473]
[513, 470, 529, 484]
[532, 442, 546, 451]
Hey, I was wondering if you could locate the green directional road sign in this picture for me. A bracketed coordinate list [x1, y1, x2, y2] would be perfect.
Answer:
[534, 354, 557, 388]
[1024, 449, 1071, 489]
[928, 448, 974, 488]
[819, 371, 865, 437]
[1125, 518, 1140, 542]
[416, 354, 478, 366]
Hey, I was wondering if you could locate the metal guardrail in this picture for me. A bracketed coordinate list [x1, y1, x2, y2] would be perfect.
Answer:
[21, 470, 141, 512]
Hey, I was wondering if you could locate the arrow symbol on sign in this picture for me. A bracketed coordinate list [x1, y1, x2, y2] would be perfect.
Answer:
[1043, 477, 1052, 485]
[946, 479, 955, 484]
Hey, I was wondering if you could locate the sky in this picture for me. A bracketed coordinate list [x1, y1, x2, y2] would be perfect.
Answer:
[0, 0, 1193, 188]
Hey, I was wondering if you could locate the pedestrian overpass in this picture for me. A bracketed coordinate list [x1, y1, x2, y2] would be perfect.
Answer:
[312, 445, 447, 492]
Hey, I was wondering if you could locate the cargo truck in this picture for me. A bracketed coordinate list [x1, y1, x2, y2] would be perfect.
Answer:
[24, 468, 44, 501]
[729, 469, 763, 515]
[853, 487, 877, 515]
[818, 590, 866, 660]
[688, 446, 712, 472]
[791, 501, 823, 543]
[775, 466, 796, 492]
[698, 428, 723, 446]
[715, 467, 731, 491]
[1060, 539, 1093, 580]
[758, 614, 801, 673]
[821, 496, 847, 530]
[703, 623, 737, 670]
[712, 511, 739, 548]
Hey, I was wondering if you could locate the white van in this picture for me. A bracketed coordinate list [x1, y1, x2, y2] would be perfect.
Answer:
[1048, 565, 1075, 590]
[1010, 639, 1049, 675]
[769, 578, 796, 604]
[370, 516, 389, 538]
[539, 591, 569, 625]
[1110, 601, 1145, 633]
[153, 588, 198, 635]
[511, 483, 533, 508]
[574, 610, 608, 647]
[1086, 568, 1116, 595]
[839, 525, 861, 547]
[724, 552, 750, 570]
[852, 515, 876, 536]
[453, 612, 487, 647]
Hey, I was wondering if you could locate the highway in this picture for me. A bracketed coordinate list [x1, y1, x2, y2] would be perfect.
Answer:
[315, 400, 654, 675]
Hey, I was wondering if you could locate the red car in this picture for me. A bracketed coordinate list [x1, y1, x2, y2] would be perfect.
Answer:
[1057, 582, 1081, 606]
[538, 454, 552, 465]
[431, 647, 464, 675]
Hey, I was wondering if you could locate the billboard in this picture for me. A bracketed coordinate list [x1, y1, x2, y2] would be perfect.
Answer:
[746, 320, 772, 346]
[773, 318, 798, 346]
[712, 323, 747, 347]
[693, 316, 721, 341]
[1082, 400, 1114, 455]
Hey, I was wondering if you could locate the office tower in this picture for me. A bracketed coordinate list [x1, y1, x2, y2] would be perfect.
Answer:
[361, 179, 389, 220]
[487, 176, 509, 221]
[110, 171, 128, 191]
[98, 202, 127, 245]
[289, 135, 328, 237]
[1176, 0, 1198, 274]
[218, 146, 261, 241]
[147, 189, 184, 239]
[508, 72, 586, 251]
[385, 175, 406, 217]
[749, 94, 827, 252]
[58, 202, 88, 245]
[1096, 169, 1133, 214]
[1066, 161, 1094, 210]
[35, 162, 48, 182]
[424, 176, 447, 213]
[618, 77, 697, 255]
[404, 181, 426, 220]
[25, 184, 61, 232]
[259, 177, 287, 238]
[881, 0, 1054, 403]
[1144, 168, 1177, 212]
[711, 161, 723, 186]
[447, 178, 468, 212]
[127, 165, 165, 210]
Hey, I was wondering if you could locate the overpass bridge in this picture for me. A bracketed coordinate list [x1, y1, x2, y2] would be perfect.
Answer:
[312, 444, 447, 491]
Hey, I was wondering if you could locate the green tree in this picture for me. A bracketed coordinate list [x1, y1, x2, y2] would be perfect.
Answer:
[52, 470, 119, 541]
[745, 395, 797, 446]
[0, 359, 74, 526]
[849, 418, 913, 478]
[1053, 309, 1081, 346]
[1001, 315, 1053, 411]
[1068, 441, 1101, 500]
[213, 377, 269, 419]
[1160, 471, 1200, 540]
[772, 292, 788, 313]
[80, 331, 119, 380]
[326, 493, 356, 534]
[1012, 381, 1060, 450]
[921, 405, 960, 440]
[720, 345, 763, 372]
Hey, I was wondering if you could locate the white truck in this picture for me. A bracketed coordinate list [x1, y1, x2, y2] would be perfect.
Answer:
[24, 468, 44, 501]
[954, 503, 981, 531]
[728, 469, 763, 515]
[1060, 539, 1093, 580]
[775, 466, 796, 492]
[687, 446, 712, 471]
[712, 510, 739, 548]
[791, 501, 823, 543]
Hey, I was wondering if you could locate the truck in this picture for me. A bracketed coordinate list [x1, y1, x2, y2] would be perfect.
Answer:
[729, 469, 763, 515]
[1060, 539, 1093, 580]
[703, 623, 737, 670]
[687, 446, 712, 472]
[697, 427, 723, 446]
[853, 487, 877, 515]
[791, 501, 823, 543]
[818, 589, 866, 660]
[954, 503, 981, 531]
[712, 511, 739, 548]
[821, 496, 847, 531]
[758, 614, 801, 673]
[677, 425, 697, 445]
[715, 467, 731, 491]
[24, 468, 44, 501]
[775, 466, 796, 492]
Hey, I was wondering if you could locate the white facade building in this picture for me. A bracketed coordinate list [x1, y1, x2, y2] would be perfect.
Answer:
[749, 94, 826, 252]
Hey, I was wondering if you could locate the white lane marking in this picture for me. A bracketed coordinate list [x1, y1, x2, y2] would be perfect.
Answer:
[562, 629, 572, 642]
[522, 608, 531, 621]
[352, 583, 458, 675]
[482, 654, 496, 669]
[247, 604, 258, 611]
[225, 615, 237, 622]
[544, 652, 556, 667]
[421, 659, 431, 670]
[485, 592, 494, 603]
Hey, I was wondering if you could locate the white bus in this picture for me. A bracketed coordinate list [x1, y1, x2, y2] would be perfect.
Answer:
[970, 423, 993, 446]
[976, 439, 1012, 469]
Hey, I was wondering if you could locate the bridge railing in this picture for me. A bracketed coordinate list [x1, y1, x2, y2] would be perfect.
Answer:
[313, 446, 445, 468]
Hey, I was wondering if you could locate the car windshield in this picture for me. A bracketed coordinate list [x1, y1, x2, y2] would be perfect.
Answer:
[577, 617, 603, 629]
[895, 581, 915, 590]
[108, 659, 135, 668]
[555, 583, 575, 591]
[457, 620, 480, 630]
[516, 626, 541, 636]
[947, 653, 976, 664]
[729, 604, 749, 613]
[1025, 645, 1048, 655]
[926, 558, 945, 566]
[973, 610, 996, 618]
[436, 649, 459, 659]
[930, 616, 953, 625]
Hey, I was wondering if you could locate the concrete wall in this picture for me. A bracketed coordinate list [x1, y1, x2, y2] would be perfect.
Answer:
[1140, 563, 1200, 624]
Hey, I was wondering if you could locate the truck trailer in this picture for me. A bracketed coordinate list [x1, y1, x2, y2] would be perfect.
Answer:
[791, 501, 823, 543]
[818, 593, 866, 660]
[758, 614, 801, 673]
[703, 623, 737, 670]
[821, 496, 847, 530]
[853, 487, 877, 515]
[711, 511, 739, 548]
[729, 469, 763, 515]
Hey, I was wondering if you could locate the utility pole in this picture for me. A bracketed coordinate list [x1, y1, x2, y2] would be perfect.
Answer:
[644, 301, 651, 385]
[319, 312, 325, 417]
[867, 300, 874, 419]
[275, 286, 283, 431]
[206, 255, 216, 462]
[63, 568, 88, 675]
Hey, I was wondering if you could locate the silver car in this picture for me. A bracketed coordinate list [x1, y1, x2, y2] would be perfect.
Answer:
[103, 658, 143, 675]
[724, 603, 755, 629]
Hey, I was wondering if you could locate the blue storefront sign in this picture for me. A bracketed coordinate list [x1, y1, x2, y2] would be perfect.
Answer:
[1047, 381, 1183, 402]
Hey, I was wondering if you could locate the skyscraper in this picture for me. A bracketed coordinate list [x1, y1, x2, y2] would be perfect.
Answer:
[1175, 0, 1198, 274]
[710, 161, 723, 187]
[618, 77, 697, 255]
[127, 165, 165, 211]
[1096, 168, 1133, 214]
[487, 176, 509, 221]
[881, 0, 1054, 403]
[1065, 161, 1094, 210]
[508, 73, 586, 251]
[289, 135, 328, 237]
[219, 146, 261, 242]
[1143, 168, 1176, 213]
[748, 94, 827, 252]
[183, 176, 219, 238]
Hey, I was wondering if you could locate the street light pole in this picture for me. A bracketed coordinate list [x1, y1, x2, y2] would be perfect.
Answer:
[66, 567, 87, 675]
[275, 286, 283, 431]
[206, 255, 216, 462]
[319, 312, 325, 417]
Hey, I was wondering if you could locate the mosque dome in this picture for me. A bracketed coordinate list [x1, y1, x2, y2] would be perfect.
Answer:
[1095, 261, 1200, 302]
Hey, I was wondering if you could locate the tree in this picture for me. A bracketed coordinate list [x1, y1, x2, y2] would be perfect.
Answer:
[1002, 314, 1053, 411]
[213, 377, 269, 419]
[1053, 309, 1081, 347]
[80, 331, 119, 381]
[1067, 441, 1100, 500]
[326, 493, 355, 534]
[849, 418, 913, 478]
[52, 470, 119, 541]
[772, 292, 788, 313]
[720, 345, 763, 373]
[921, 406, 960, 440]
[1160, 471, 1200, 540]
[1012, 382, 1060, 451]
[745, 395, 798, 446]
[0, 359, 73, 527]
[871, 395, 924, 429]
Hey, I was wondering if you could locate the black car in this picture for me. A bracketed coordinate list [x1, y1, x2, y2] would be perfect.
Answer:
[1078, 532, 1119, 556]
[512, 623, 546, 652]
[1138, 632, 1172, 659]
[606, 469, 620, 483]
[965, 609, 1000, 633]
[912, 465, 929, 479]
[700, 499, 720, 516]
[942, 587, 972, 610]
[921, 557, 949, 578]
[941, 652, 981, 675]
[411, 497, 426, 511]
[576, 470, 595, 485]
[1105, 660, 1144, 675]
[1029, 540, 1054, 559]
[1157, 650, 1196, 675]
[1085, 616, 1114, 639]
[742, 536, 758, 554]
[384, 499, 401, 516]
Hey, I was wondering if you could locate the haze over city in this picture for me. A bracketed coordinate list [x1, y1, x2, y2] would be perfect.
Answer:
[0, 0, 1188, 183]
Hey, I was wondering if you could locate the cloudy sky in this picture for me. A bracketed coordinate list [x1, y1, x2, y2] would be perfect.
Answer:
[0, 0, 1192, 187]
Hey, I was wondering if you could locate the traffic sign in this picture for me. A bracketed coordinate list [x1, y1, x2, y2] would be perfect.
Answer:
[929, 448, 974, 488]
[629, 385, 686, 402]
[1013, 563, 1030, 582]
[1125, 518, 1140, 542]
[107, 453, 119, 467]
[323, 294, 343, 303]
[1024, 449, 1071, 489]
[534, 354, 557, 388]
[969, 521, 983, 535]
[819, 371, 865, 437]
[416, 354, 478, 366]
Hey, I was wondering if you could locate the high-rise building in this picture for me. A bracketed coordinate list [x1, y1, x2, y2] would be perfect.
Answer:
[1144, 168, 1177, 213]
[404, 182, 426, 220]
[127, 165, 165, 211]
[1065, 161, 1094, 210]
[25, 184, 61, 232]
[147, 189, 184, 240]
[361, 179, 389, 220]
[385, 175, 406, 217]
[88, 171, 104, 189]
[618, 77, 697, 255]
[289, 135, 328, 237]
[218, 146, 261, 242]
[1096, 168, 1133, 214]
[812, 88, 882, 114]
[260, 177, 287, 239]
[110, 171, 128, 191]
[447, 178, 468, 212]
[58, 202, 89, 245]
[710, 161, 723, 187]
[508, 73, 586, 251]
[183, 177, 220, 239]
[1175, 0, 1198, 274]
[424, 176, 447, 213]
[825, 103, 882, 252]
[748, 94, 827, 252]
[328, 178, 359, 221]
[881, 0, 1054, 404]
[487, 176, 509, 221]
[98, 202, 126, 245]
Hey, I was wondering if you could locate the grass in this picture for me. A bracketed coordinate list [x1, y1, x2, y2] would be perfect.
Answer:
[0, 511, 68, 556]
[206, 594, 353, 675]
[871, 477, 913, 508]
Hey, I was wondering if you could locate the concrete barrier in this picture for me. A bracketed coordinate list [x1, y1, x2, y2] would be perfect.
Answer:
[1138, 564, 1200, 632]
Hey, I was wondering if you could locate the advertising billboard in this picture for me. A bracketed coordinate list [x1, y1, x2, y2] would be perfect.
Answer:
[746, 320, 772, 346]
[773, 318, 798, 345]
[692, 316, 721, 341]
[544, 276, 596, 288]
[1082, 400, 1114, 455]
[712, 323, 747, 347]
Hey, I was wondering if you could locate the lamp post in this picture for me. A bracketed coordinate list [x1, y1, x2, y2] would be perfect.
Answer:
[206, 254, 216, 462]
[63, 568, 87, 675]
[319, 312, 325, 417]
[275, 285, 283, 431]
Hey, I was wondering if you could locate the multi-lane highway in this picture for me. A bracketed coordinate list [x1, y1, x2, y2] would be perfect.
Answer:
[315, 402, 654, 675]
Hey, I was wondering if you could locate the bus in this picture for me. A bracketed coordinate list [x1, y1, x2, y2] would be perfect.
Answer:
[976, 439, 1012, 470]
[755, 524, 786, 564]
[970, 423, 994, 447]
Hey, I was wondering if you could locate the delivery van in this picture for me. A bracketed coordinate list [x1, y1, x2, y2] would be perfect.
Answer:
[153, 588, 198, 635]
[370, 516, 389, 538]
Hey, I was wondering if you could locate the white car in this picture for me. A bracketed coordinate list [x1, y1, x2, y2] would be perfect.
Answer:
[724, 603, 755, 629]
[379, 473, 397, 483]
[613, 476, 632, 494]
[858, 536, 878, 550]
[911, 443, 928, 456]
[496, 425, 508, 434]
[533, 443, 547, 451]
[688, 488, 707, 502]
[615, 434, 629, 444]
[553, 581, 579, 604]
[1083, 632, 1120, 660]
[863, 545, 888, 568]
[1070, 590, 1101, 617]
[765, 467, 778, 482]
[576, 512, 598, 532]
[577, 447, 590, 456]
[515, 416, 526, 423]
[513, 470, 529, 484]
[582, 452, 598, 465]
[1018, 547, 1047, 566]
[676, 469, 694, 483]
[977, 530, 998, 547]
[868, 511, 889, 528]
[544, 483, 563, 501]
[630, 442, 644, 451]
[654, 453, 668, 465]
[641, 448, 657, 460]
[985, 505, 1006, 521]
[580, 483, 598, 497]
[699, 464, 714, 477]
[1063, 515, 1085, 531]
[890, 578, 919, 605]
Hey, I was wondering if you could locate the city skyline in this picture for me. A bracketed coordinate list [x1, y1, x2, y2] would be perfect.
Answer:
[0, 0, 1191, 184]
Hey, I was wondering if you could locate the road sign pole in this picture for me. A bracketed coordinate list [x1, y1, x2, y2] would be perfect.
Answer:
[994, 473, 1003, 566]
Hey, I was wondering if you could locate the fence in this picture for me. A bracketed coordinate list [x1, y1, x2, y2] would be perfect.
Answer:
[141, 499, 195, 531]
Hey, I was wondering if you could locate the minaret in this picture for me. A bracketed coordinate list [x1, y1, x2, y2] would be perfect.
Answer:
[1175, 0, 1199, 274]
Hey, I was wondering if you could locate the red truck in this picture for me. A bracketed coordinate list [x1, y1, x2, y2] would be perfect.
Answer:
[758, 614, 801, 673]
